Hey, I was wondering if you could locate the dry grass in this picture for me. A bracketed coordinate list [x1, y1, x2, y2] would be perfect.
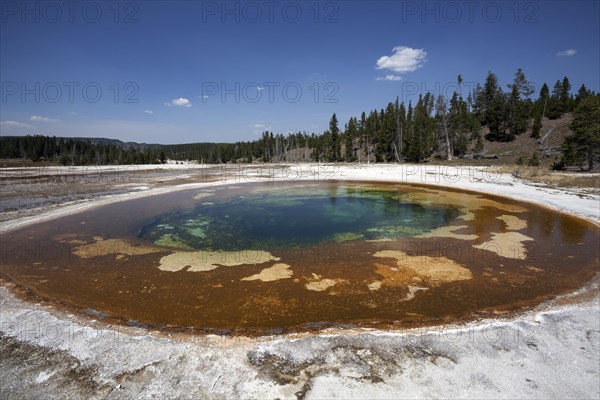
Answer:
[490, 165, 600, 189]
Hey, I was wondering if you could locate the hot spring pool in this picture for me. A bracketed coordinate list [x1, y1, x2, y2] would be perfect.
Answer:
[1, 181, 598, 334]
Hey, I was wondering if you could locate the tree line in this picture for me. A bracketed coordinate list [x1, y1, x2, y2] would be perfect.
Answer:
[310, 70, 597, 167]
[1, 69, 598, 170]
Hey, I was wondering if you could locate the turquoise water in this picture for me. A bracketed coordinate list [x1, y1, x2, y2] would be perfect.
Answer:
[139, 184, 461, 251]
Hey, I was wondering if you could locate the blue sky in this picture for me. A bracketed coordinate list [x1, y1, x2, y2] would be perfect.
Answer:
[1, 0, 598, 144]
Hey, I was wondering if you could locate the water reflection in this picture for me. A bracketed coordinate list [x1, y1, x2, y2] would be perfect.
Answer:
[139, 185, 462, 251]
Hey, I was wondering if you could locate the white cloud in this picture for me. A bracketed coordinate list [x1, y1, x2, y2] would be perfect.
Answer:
[376, 75, 402, 81]
[1, 120, 34, 129]
[557, 49, 577, 57]
[165, 98, 192, 108]
[256, 86, 264, 91]
[173, 98, 192, 107]
[252, 123, 271, 134]
[30, 115, 60, 122]
[376, 46, 427, 74]
[144, 109, 154, 114]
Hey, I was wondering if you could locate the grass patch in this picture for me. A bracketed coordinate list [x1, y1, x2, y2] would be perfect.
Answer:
[489, 165, 600, 189]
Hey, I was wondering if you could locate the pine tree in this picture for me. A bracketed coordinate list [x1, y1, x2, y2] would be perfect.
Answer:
[560, 76, 572, 112]
[359, 112, 367, 163]
[382, 102, 397, 161]
[576, 84, 591, 104]
[344, 117, 357, 161]
[481, 72, 509, 141]
[406, 94, 436, 162]
[506, 85, 529, 137]
[436, 94, 452, 160]
[326, 113, 340, 161]
[536, 83, 550, 118]
[395, 99, 406, 162]
[448, 88, 471, 156]
[508, 68, 535, 99]
[481, 72, 500, 124]
[405, 97, 421, 162]
[560, 96, 600, 170]
[470, 83, 482, 120]
[365, 111, 378, 163]
[423, 93, 437, 153]
[547, 80, 564, 119]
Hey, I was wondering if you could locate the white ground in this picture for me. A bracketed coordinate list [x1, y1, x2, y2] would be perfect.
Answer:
[0, 164, 598, 399]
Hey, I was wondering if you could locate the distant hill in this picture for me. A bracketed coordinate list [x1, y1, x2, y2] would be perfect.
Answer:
[54, 137, 224, 152]
[0, 136, 153, 150]
[67, 137, 155, 150]
[0, 135, 232, 165]
[0, 135, 161, 165]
